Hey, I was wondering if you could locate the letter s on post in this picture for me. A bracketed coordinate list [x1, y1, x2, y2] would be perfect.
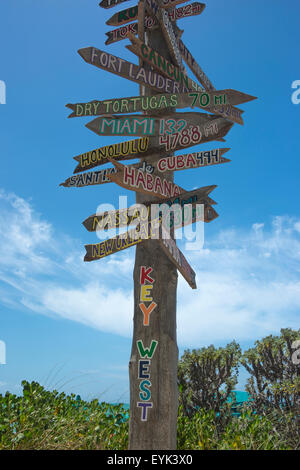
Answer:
[291, 80, 300, 104]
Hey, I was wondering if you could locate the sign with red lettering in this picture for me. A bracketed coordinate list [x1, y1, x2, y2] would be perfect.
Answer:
[108, 158, 183, 199]
[60, 149, 229, 189]
[73, 115, 233, 174]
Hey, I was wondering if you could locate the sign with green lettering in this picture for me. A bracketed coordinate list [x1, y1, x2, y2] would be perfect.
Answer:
[67, 90, 255, 119]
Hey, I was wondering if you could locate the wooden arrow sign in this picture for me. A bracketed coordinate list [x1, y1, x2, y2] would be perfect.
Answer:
[78, 47, 202, 96]
[105, 3, 198, 46]
[107, 158, 183, 199]
[60, 149, 227, 188]
[99, 0, 188, 9]
[59, 167, 117, 188]
[127, 36, 251, 125]
[154, 148, 230, 172]
[159, 227, 197, 289]
[106, 2, 205, 27]
[83, 185, 217, 232]
[84, 215, 197, 289]
[82, 198, 217, 233]
[84, 216, 161, 261]
[73, 116, 233, 173]
[67, 89, 255, 119]
[85, 112, 235, 138]
[145, 0, 184, 69]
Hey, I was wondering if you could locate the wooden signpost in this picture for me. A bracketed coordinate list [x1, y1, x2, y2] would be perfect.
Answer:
[73, 116, 233, 173]
[61, 0, 256, 451]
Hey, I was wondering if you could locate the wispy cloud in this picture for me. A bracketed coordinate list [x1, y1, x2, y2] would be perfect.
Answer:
[0, 189, 299, 347]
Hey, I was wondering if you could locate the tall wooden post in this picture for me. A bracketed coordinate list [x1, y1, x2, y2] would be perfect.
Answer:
[128, 4, 179, 451]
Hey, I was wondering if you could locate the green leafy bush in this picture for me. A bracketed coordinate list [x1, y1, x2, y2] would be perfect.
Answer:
[0, 381, 128, 450]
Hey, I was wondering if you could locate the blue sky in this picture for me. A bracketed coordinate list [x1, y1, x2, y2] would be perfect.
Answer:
[0, 0, 299, 402]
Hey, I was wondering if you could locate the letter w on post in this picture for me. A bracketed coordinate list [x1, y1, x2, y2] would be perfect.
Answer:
[137, 340, 158, 359]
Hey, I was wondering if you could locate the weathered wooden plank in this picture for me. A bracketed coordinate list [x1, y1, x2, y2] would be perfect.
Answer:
[84, 216, 161, 261]
[82, 195, 217, 232]
[85, 112, 233, 137]
[84, 211, 197, 289]
[107, 157, 184, 198]
[59, 167, 117, 188]
[100, 0, 188, 9]
[72, 115, 233, 173]
[106, 2, 205, 27]
[82, 184, 216, 231]
[60, 149, 227, 188]
[153, 147, 230, 172]
[78, 47, 202, 95]
[145, 0, 184, 69]
[158, 227, 197, 289]
[66, 90, 255, 118]
[178, 39, 215, 92]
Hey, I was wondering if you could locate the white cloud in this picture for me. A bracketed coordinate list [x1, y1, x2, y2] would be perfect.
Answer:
[0, 189, 299, 347]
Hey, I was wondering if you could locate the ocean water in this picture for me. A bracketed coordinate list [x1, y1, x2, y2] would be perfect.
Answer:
[109, 391, 251, 419]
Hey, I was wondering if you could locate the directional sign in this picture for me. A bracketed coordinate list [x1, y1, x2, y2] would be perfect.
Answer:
[153, 148, 230, 172]
[107, 158, 183, 199]
[78, 47, 202, 96]
[73, 116, 233, 173]
[100, 0, 188, 9]
[145, 0, 184, 69]
[106, 2, 205, 27]
[83, 185, 217, 231]
[85, 112, 235, 138]
[84, 214, 197, 289]
[60, 149, 226, 188]
[105, 1, 202, 46]
[179, 39, 214, 92]
[106, 9, 190, 46]
[59, 167, 117, 188]
[84, 216, 161, 261]
[126, 35, 251, 125]
[67, 89, 255, 118]
[159, 226, 197, 289]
